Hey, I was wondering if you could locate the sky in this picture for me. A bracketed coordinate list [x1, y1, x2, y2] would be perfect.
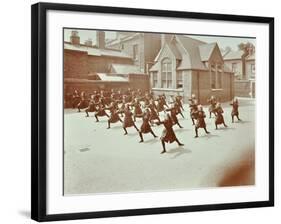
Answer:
[186, 35, 255, 51]
[64, 29, 255, 51]
[64, 29, 116, 44]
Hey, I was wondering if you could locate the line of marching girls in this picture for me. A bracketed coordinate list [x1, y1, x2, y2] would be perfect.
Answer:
[66, 88, 242, 154]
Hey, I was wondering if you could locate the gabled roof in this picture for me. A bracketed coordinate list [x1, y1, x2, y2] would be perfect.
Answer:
[198, 43, 217, 61]
[175, 35, 207, 70]
[150, 35, 233, 73]
[64, 42, 132, 59]
[223, 50, 244, 60]
[154, 42, 182, 62]
[110, 64, 142, 74]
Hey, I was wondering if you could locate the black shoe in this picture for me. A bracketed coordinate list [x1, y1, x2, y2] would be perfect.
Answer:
[178, 143, 184, 146]
[139, 140, 144, 143]
[194, 135, 198, 138]
[206, 131, 210, 134]
[160, 150, 166, 154]
[124, 132, 128, 135]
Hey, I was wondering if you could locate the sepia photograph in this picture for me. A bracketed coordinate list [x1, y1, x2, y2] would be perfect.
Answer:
[63, 28, 256, 195]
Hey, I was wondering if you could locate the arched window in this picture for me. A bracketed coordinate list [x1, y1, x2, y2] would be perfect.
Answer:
[210, 63, 223, 89]
[161, 58, 172, 88]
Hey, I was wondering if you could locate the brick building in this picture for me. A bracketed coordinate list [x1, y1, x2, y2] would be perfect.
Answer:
[63, 30, 150, 97]
[223, 48, 255, 98]
[149, 35, 235, 104]
[106, 32, 162, 73]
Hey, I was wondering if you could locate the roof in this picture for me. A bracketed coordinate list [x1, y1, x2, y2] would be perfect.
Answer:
[110, 64, 143, 74]
[154, 42, 182, 62]
[106, 33, 141, 47]
[96, 73, 128, 82]
[65, 74, 128, 83]
[198, 43, 216, 61]
[149, 35, 232, 73]
[175, 35, 207, 70]
[223, 50, 244, 60]
[64, 42, 132, 59]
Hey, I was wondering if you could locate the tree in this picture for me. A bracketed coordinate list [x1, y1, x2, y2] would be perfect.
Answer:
[238, 42, 255, 55]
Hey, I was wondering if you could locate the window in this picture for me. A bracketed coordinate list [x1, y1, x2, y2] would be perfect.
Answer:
[133, 44, 139, 60]
[161, 58, 172, 88]
[211, 64, 216, 89]
[210, 63, 223, 89]
[176, 72, 183, 89]
[121, 44, 124, 50]
[232, 63, 238, 73]
[152, 72, 158, 87]
[251, 63, 255, 74]
[217, 65, 222, 89]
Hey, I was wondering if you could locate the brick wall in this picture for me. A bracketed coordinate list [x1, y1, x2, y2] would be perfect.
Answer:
[192, 70, 234, 104]
[234, 80, 252, 97]
[64, 49, 89, 78]
[128, 73, 150, 92]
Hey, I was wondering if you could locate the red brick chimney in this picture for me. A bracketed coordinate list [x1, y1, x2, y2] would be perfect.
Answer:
[70, 30, 80, 45]
[96, 31, 105, 49]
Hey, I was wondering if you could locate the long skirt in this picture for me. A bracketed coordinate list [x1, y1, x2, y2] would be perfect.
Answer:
[123, 117, 135, 128]
[77, 100, 88, 109]
[95, 110, 107, 117]
[150, 111, 159, 120]
[161, 129, 177, 143]
[109, 113, 120, 123]
[215, 114, 225, 125]
[140, 122, 152, 133]
[231, 110, 239, 116]
[196, 119, 206, 128]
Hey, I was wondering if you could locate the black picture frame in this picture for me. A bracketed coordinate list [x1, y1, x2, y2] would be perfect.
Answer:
[31, 2, 274, 222]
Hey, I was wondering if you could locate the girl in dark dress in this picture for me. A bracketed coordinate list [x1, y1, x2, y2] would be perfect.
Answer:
[77, 91, 88, 112]
[156, 96, 166, 114]
[85, 95, 98, 117]
[157, 114, 184, 154]
[214, 103, 228, 129]
[123, 105, 139, 135]
[189, 95, 198, 125]
[94, 103, 109, 122]
[131, 99, 143, 122]
[166, 104, 183, 128]
[207, 95, 217, 118]
[148, 100, 161, 124]
[107, 102, 123, 129]
[138, 109, 158, 143]
[174, 101, 184, 118]
[175, 95, 184, 111]
[194, 105, 210, 138]
[118, 98, 126, 117]
[72, 89, 80, 109]
[230, 98, 241, 123]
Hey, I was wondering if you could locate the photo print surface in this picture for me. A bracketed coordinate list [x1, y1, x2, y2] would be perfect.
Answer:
[63, 28, 256, 195]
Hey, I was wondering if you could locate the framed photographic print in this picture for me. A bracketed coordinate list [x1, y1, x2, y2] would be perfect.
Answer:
[31, 2, 274, 222]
